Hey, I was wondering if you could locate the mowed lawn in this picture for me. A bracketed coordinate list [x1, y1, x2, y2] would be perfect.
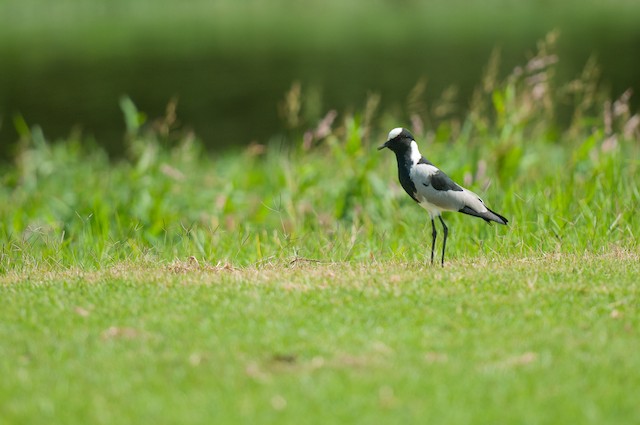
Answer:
[1, 251, 638, 424]
[2, 38, 640, 423]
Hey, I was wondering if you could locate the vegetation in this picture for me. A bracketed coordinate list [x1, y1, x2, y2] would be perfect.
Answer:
[1, 37, 639, 424]
[2, 254, 639, 424]
[1, 35, 638, 270]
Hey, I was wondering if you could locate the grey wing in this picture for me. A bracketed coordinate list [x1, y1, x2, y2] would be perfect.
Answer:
[412, 164, 487, 212]
[430, 169, 463, 192]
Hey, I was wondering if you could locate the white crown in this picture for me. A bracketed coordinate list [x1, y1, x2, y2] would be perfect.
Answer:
[387, 127, 403, 141]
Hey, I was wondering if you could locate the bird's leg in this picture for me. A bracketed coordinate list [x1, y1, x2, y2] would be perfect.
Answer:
[430, 218, 437, 266]
[439, 216, 448, 267]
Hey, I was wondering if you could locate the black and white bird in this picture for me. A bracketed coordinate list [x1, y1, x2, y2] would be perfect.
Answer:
[378, 127, 508, 266]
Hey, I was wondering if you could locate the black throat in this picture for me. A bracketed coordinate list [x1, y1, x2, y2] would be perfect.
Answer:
[392, 147, 419, 203]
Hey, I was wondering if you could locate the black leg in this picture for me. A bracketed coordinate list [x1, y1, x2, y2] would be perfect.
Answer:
[430, 218, 437, 265]
[439, 216, 448, 267]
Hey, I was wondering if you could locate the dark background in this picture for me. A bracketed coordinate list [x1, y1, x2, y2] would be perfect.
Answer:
[1, 0, 639, 158]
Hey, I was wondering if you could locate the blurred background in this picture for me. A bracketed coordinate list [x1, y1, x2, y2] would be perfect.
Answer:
[1, 0, 639, 158]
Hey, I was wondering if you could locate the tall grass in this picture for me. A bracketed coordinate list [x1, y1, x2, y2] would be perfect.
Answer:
[1, 35, 638, 273]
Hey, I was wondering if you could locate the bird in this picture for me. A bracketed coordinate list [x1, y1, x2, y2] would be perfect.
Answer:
[378, 127, 508, 266]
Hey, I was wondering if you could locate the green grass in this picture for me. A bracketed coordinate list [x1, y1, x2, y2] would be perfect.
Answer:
[1, 254, 639, 424]
[1, 40, 640, 424]
[2, 48, 638, 270]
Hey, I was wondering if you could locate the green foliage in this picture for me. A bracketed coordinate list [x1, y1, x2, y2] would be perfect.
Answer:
[1, 39, 639, 273]
[1, 36, 640, 425]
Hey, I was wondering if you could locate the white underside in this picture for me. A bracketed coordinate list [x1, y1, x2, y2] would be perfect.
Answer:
[418, 200, 445, 219]
[407, 142, 488, 218]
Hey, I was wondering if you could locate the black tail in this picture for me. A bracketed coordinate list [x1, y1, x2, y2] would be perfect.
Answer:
[459, 206, 508, 225]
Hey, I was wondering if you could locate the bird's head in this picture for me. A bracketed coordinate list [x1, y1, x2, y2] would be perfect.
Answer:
[377, 127, 415, 153]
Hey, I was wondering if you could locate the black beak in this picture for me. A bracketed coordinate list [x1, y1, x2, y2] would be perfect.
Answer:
[377, 142, 388, 151]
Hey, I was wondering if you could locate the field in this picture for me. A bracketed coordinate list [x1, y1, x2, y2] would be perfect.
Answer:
[1, 255, 638, 424]
[1, 41, 640, 423]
